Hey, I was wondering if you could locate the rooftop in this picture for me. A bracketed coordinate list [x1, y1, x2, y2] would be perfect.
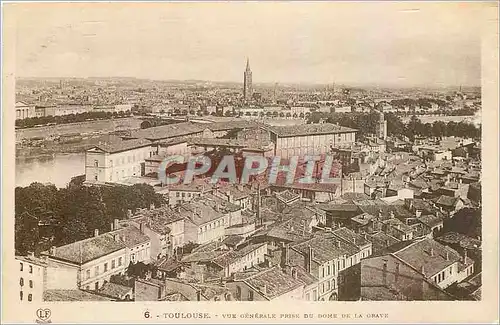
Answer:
[98, 282, 133, 299]
[106, 225, 150, 248]
[235, 266, 305, 300]
[43, 235, 126, 265]
[268, 123, 357, 137]
[394, 238, 464, 278]
[90, 138, 153, 154]
[44, 289, 113, 301]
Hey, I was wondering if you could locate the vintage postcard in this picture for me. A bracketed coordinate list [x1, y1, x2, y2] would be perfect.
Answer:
[2, 1, 499, 324]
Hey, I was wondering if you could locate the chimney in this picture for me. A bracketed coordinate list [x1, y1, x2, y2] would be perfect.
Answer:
[127, 209, 133, 218]
[382, 260, 387, 286]
[415, 210, 422, 218]
[282, 244, 290, 266]
[260, 284, 267, 295]
[114, 219, 120, 230]
[139, 222, 145, 233]
[336, 241, 341, 248]
[353, 237, 357, 246]
[110, 222, 114, 231]
[421, 265, 425, 276]
[463, 248, 468, 263]
[150, 203, 155, 210]
[94, 229, 99, 237]
[176, 205, 181, 213]
[446, 251, 450, 261]
[305, 246, 313, 273]
[385, 239, 390, 247]
[196, 290, 201, 301]
[430, 248, 434, 257]
[113, 233, 120, 242]
[389, 211, 395, 219]
[291, 267, 298, 280]
[28, 251, 35, 258]
[49, 246, 56, 255]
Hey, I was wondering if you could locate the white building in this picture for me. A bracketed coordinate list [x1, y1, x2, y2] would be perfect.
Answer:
[16, 255, 47, 303]
[42, 231, 128, 292]
[85, 139, 156, 183]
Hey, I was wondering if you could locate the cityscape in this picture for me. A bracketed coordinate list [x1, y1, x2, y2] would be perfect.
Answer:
[14, 3, 482, 303]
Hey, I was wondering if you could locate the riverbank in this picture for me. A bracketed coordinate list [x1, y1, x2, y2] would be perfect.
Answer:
[15, 116, 143, 142]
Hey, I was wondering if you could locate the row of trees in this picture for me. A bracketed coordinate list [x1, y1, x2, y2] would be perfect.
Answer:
[15, 182, 165, 255]
[307, 112, 481, 140]
[15, 110, 132, 129]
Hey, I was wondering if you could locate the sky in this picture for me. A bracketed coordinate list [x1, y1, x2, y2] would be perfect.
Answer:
[12, 2, 486, 87]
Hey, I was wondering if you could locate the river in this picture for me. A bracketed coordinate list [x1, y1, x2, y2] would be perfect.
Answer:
[16, 153, 86, 188]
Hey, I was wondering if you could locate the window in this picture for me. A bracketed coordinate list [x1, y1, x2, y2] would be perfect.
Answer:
[326, 281, 331, 291]
[306, 293, 311, 301]
[94, 160, 99, 167]
[20, 278, 24, 286]
[20, 291, 23, 301]
[248, 290, 254, 301]
[94, 175, 98, 181]
[95, 266, 99, 276]
[95, 282, 99, 291]
[29, 265, 33, 274]
[104, 263, 108, 272]
[331, 278, 336, 289]
[322, 267, 325, 278]
[28, 294, 32, 302]
[20, 262, 23, 271]
[111, 260, 116, 269]
[327, 265, 331, 276]
[118, 257, 122, 266]
[86, 269, 91, 280]
[176, 192, 180, 197]
[29, 280, 33, 288]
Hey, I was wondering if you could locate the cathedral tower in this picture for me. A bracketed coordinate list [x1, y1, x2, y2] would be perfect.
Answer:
[243, 58, 253, 102]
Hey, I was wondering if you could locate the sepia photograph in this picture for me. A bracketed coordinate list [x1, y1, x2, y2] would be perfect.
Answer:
[2, 1, 498, 324]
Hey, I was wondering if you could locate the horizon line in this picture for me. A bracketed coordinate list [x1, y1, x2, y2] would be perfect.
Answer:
[15, 76, 481, 89]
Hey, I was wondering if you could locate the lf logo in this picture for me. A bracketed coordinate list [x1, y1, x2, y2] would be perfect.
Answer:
[36, 308, 52, 323]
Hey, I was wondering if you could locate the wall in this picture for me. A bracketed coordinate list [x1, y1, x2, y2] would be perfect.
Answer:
[79, 248, 128, 290]
[135, 280, 161, 301]
[85, 145, 156, 183]
[17, 259, 45, 303]
[45, 266, 78, 290]
[275, 132, 356, 159]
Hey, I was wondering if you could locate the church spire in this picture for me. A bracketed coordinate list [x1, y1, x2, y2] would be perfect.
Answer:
[246, 57, 251, 71]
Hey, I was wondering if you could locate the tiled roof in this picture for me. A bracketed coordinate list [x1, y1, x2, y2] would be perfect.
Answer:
[291, 231, 357, 264]
[275, 190, 300, 203]
[394, 238, 463, 278]
[106, 226, 150, 248]
[237, 266, 305, 300]
[351, 212, 376, 226]
[131, 122, 205, 141]
[417, 214, 444, 228]
[44, 235, 126, 265]
[98, 282, 133, 298]
[268, 123, 357, 137]
[332, 227, 371, 247]
[180, 200, 226, 227]
[435, 195, 460, 207]
[132, 206, 184, 234]
[366, 232, 401, 254]
[92, 138, 152, 154]
[44, 290, 112, 301]
[213, 244, 266, 267]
